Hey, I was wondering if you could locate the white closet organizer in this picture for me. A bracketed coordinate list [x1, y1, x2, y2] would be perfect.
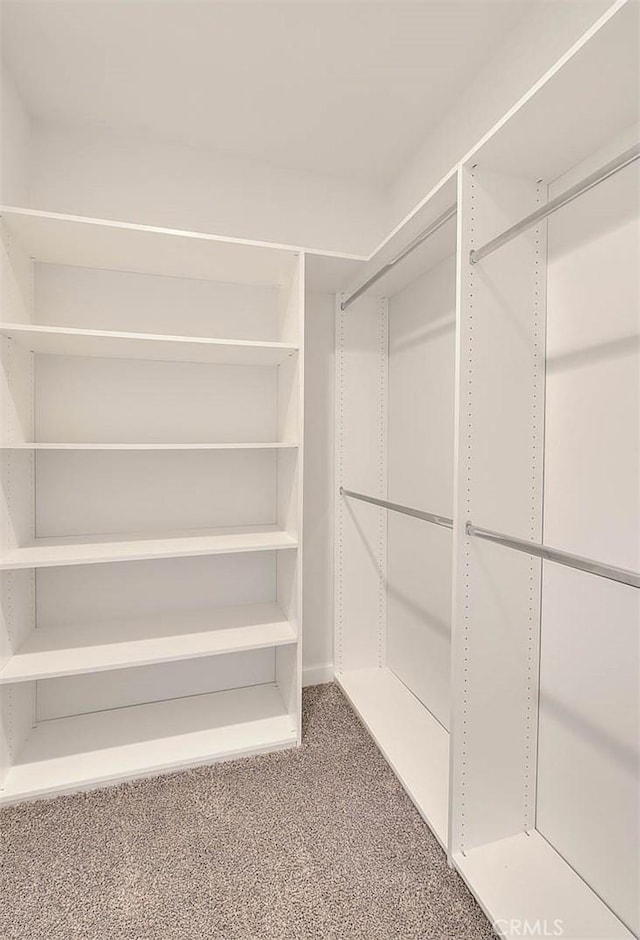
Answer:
[0, 208, 308, 803]
[336, 3, 639, 938]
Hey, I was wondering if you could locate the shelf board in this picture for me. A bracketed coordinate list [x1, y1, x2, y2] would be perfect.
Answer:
[0, 524, 297, 570]
[0, 323, 298, 365]
[337, 666, 449, 848]
[0, 206, 301, 286]
[0, 602, 296, 684]
[455, 831, 635, 939]
[0, 442, 298, 450]
[467, 2, 638, 181]
[0, 683, 297, 804]
[0, 205, 367, 291]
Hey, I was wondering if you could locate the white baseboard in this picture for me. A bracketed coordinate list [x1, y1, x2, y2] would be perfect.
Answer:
[302, 663, 334, 687]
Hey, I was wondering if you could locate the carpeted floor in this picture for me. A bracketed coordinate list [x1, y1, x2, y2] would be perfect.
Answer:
[0, 683, 494, 939]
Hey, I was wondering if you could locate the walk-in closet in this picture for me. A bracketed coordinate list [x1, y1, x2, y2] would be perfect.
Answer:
[1, 1, 638, 938]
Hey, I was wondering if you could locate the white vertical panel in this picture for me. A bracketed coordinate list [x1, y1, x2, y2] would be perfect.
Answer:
[277, 254, 303, 346]
[275, 641, 298, 735]
[0, 225, 35, 784]
[1, 340, 33, 445]
[537, 151, 639, 934]
[1, 226, 35, 549]
[334, 294, 387, 674]
[450, 164, 546, 856]
[0, 569, 34, 667]
[0, 223, 32, 326]
[543, 161, 639, 569]
[277, 254, 304, 734]
[0, 683, 35, 788]
[538, 567, 639, 934]
[302, 291, 334, 679]
[387, 254, 456, 728]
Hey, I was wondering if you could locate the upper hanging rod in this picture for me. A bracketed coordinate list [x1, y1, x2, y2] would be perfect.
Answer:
[470, 143, 640, 265]
[341, 204, 457, 311]
[340, 487, 453, 529]
[466, 522, 640, 589]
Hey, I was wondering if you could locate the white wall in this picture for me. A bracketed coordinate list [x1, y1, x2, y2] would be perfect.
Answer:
[387, 0, 612, 229]
[302, 292, 335, 684]
[386, 254, 456, 729]
[0, 64, 31, 205]
[27, 121, 387, 255]
[537, 144, 639, 934]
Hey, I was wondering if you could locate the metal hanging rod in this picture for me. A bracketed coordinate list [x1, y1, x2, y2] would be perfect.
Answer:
[341, 204, 457, 311]
[340, 487, 453, 529]
[466, 522, 640, 589]
[469, 143, 640, 265]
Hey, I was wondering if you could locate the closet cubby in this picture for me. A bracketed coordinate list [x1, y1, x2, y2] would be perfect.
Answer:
[0, 208, 304, 803]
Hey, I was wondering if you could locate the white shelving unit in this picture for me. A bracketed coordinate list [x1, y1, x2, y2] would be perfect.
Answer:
[335, 3, 638, 938]
[0, 207, 305, 804]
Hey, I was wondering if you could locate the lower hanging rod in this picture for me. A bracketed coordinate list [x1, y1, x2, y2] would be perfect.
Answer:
[466, 522, 640, 589]
[340, 487, 453, 529]
[341, 203, 457, 311]
[470, 142, 640, 265]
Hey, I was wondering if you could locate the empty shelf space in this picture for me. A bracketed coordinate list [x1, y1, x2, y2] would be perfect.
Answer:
[337, 666, 449, 848]
[0, 323, 298, 365]
[0, 206, 299, 286]
[0, 603, 296, 684]
[0, 442, 298, 450]
[0, 205, 366, 292]
[0, 683, 297, 804]
[0, 525, 297, 570]
[455, 831, 635, 939]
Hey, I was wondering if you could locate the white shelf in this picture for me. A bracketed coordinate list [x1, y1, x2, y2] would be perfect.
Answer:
[0, 442, 298, 450]
[467, 1, 638, 181]
[0, 205, 366, 291]
[0, 206, 299, 286]
[0, 683, 297, 805]
[336, 666, 449, 848]
[455, 831, 635, 939]
[0, 524, 297, 570]
[0, 322, 298, 366]
[0, 602, 296, 684]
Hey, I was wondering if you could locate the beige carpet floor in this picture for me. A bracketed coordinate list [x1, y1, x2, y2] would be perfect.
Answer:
[1, 683, 494, 939]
